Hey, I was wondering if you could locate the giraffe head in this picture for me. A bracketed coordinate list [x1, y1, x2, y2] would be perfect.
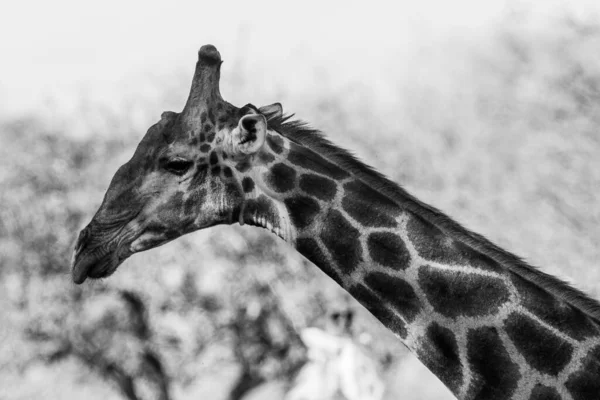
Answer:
[71, 45, 283, 283]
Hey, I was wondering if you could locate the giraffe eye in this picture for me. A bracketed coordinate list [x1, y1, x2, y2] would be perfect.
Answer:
[162, 158, 193, 175]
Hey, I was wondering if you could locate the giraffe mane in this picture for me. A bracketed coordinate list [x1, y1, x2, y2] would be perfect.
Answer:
[266, 113, 600, 323]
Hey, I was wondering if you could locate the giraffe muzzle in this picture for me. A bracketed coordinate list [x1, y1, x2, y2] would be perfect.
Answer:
[71, 222, 135, 284]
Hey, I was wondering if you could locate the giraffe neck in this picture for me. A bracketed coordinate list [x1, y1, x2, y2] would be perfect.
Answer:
[236, 130, 600, 400]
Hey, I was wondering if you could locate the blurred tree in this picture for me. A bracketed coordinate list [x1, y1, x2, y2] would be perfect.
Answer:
[227, 281, 307, 400]
[26, 289, 172, 400]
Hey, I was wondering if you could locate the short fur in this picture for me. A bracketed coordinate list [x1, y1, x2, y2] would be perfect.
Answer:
[265, 113, 600, 323]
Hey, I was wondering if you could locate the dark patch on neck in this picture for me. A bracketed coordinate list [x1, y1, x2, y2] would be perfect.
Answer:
[259, 151, 276, 164]
[235, 160, 251, 173]
[223, 166, 233, 178]
[367, 232, 411, 270]
[565, 345, 600, 400]
[418, 265, 510, 319]
[209, 151, 218, 165]
[241, 177, 255, 193]
[319, 209, 362, 273]
[284, 196, 320, 229]
[364, 272, 421, 322]
[296, 237, 343, 285]
[264, 163, 296, 193]
[342, 180, 400, 228]
[350, 284, 408, 339]
[407, 214, 503, 272]
[266, 133, 284, 154]
[417, 322, 463, 395]
[200, 144, 211, 153]
[511, 273, 600, 341]
[529, 385, 560, 400]
[299, 174, 337, 201]
[504, 312, 573, 376]
[466, 326, 520, 400]
[288, 142, 350, 180]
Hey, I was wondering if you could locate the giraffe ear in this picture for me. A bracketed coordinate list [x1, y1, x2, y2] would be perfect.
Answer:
[259, 103, 283, 119]
[234, 114, 267, 155]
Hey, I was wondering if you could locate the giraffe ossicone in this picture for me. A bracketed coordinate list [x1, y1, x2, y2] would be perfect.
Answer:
[72, 45, 600, 400]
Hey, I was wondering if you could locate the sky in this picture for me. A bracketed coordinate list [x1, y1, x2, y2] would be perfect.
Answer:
[0, 0, 598, 121]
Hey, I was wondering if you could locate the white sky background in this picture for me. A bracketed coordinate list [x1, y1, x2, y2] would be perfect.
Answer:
[0, 0, 598, 122]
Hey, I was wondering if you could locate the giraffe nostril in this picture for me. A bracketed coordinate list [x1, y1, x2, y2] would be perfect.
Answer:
[75, 226, 92, 253]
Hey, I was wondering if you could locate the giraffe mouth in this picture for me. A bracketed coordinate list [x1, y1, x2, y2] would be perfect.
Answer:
[71, 222, 138, 284]
[71, 242, 133, 284]
[71, 223, 176, 284]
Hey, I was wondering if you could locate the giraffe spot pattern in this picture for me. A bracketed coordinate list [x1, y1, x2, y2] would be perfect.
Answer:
[265, 163, 296, 193]
[266, 134, 284, 154]
[510, 273, 600, 341]
[296, 237, 343, 285]
[504, 312, 573, 376]
[223, 166, 233, 178]
[319, 209, 362, 273]
[565, 345, 600, 400]
[209, 151, 218, 165]
[211, 166, 221, 176]
[418, 265, 510, 318]
[406, 215, 503, 273]
[242, 177, 254, 193]
[350, 283, 408, 339]
[342, 180, 400, 228]
[367, 232, 411, 270]
[287, 143, 350, 180]
[284, 196, 320, 229]
[206, 132, 216, 142]
[200, 144, 211, 153]
[529, 384, 561, 400]
[259, 151, 276, 164]
[235, 160, 251, 173]
[466, 326, 520, 400]
[203, 123, 212, 133]
[299, 174, 337, 201]
[364, 272, 421, 322]
[417, 322, 463, 395]
[199, 133, 206, 142]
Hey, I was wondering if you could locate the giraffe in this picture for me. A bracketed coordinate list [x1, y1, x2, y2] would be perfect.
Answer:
[71, 45, 600, 400]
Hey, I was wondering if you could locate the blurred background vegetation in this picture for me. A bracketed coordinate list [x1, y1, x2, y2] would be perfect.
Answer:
[1, 2, 600, 399]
